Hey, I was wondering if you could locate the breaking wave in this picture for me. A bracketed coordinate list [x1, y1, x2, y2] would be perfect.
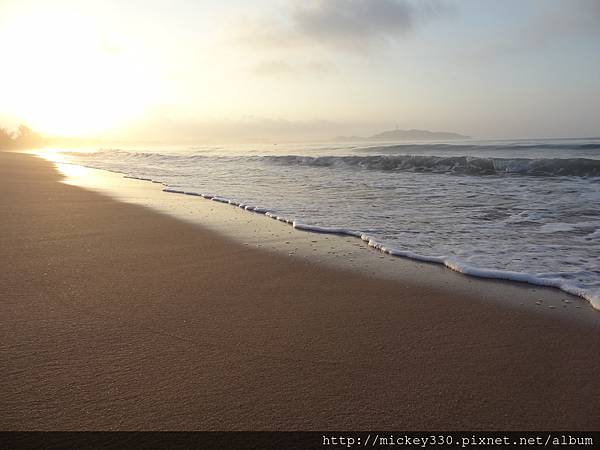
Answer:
[261, 155, 600, 177]
[67, 150, 600, 177]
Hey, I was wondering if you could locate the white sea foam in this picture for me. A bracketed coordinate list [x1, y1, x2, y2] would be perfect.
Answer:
[158, 185, 600, 311]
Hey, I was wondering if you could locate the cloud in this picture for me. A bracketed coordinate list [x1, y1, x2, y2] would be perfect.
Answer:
[466, 0, 600, 61]
[292, 0, 415, 47]
[549, 0, 600, 27]
[534, 0, 600, 38]
[235, 0, 450, 53]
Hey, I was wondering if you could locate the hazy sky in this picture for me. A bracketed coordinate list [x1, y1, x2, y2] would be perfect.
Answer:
[0, 0, 599, 141]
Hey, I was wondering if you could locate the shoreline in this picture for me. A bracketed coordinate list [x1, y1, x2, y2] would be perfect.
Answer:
[2, 151, 600, 430]
[46, 155, 598, 323]
[159, 176, 600, 312]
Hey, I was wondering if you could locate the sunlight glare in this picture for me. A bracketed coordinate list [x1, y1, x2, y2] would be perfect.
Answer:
[0, 8, 164, 136]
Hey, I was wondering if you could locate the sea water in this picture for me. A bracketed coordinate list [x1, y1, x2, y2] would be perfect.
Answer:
[52, 139, 600, 309]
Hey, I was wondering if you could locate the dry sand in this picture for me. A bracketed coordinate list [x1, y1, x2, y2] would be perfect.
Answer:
[1, 151, 599, 430]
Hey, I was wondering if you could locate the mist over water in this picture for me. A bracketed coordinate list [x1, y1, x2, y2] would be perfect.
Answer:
[56, 139, 600, 308]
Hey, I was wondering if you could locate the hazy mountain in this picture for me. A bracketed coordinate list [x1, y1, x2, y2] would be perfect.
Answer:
[334, 129, 470, 142]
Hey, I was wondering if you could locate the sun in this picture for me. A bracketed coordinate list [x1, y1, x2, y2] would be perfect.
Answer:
[0, 7, 164, 137]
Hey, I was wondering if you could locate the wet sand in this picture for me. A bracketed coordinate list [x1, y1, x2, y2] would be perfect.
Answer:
[1, 151, 599, 430]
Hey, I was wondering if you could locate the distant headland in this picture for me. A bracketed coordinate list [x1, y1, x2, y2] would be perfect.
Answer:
[334, 128, 471, 142]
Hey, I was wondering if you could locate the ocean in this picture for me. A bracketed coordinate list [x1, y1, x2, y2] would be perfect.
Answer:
[49, 138, 600, 309]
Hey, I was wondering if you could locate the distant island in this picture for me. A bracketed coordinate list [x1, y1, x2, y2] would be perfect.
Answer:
[334, 128, 470, 142]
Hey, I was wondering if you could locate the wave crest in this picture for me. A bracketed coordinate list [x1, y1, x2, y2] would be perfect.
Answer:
[262, 155, 600, 177]
[63, 149, 600, 177]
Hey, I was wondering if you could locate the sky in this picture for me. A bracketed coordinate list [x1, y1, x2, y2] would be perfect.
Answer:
[0, 0, 599, 142]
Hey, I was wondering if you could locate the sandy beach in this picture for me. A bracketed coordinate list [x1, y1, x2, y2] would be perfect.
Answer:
[1, 151, 600, 431]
